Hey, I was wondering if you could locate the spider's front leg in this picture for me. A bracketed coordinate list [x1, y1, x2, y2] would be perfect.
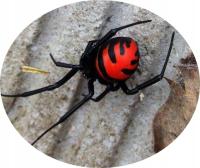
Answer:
[121, 32, 175, 95]
[50, 53, 81, 69]
[92, 20, 152, 50]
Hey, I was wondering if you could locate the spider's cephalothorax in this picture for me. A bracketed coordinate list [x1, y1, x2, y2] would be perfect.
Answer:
[1, 20, 175, 145]
[79, 40, 99, 79]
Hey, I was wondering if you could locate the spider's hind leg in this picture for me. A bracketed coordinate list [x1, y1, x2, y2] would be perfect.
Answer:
[121, 32, 175, 95]
[31, 79, 95, 145]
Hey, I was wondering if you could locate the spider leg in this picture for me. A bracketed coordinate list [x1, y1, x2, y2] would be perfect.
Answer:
[31, 79, 95, 145]
[50, 40, 99, 69]
[83, 83, 120, 102]
[93, 20, 152, 48]
[1, 68, 79, 97]
[89, 85, 111, 102]
[121, 32, 175, 95]
[50, 53, 81, 69]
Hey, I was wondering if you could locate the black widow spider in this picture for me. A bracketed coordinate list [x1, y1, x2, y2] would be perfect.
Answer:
[1, 20, 175, 145]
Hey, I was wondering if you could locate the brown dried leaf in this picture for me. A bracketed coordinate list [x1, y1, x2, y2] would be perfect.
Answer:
[153, 54, 199, 153]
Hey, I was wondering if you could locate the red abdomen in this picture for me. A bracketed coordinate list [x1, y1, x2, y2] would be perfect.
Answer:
[96, 37, 140, 82]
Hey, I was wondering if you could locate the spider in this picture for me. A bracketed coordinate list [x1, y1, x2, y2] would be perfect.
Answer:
[1, 20, 175, 145]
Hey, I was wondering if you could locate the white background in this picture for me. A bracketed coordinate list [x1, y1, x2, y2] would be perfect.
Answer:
[0, 0, 199, 168]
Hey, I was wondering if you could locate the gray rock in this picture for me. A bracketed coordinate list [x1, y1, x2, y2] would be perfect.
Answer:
[1, 0, 111, 156]
[0, 1, 194, 167]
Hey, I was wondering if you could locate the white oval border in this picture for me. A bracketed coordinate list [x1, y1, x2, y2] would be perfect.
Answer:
[0, 0, 199, 168]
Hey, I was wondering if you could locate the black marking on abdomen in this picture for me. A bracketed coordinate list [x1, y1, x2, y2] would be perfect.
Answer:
[135, 48, 140, 58]
[97, 50, 113, 82]
[131, 59, 139, 65]
[119, 41, 125, 55]
[108, 43, 117, 63]
[107, 37, 132, 63]
[122, 68, 136, 75]
[119, 38, 131, 55]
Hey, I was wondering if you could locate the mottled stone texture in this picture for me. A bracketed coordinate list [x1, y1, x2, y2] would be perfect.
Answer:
[0, 1, 198, 167]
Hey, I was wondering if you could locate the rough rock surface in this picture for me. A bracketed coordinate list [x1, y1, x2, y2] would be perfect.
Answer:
[0, 1, 198, 167]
